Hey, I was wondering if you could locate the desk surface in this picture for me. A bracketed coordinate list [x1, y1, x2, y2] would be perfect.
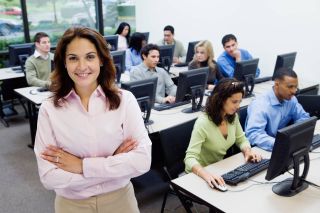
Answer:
[0, 67, 24, 81]
[171, 122, 320, 213]
[14, 87, 51, 105]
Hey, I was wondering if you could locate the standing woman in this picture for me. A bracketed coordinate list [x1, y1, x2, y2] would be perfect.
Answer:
[125, 32, 146, 72]
[34, 27, 151, 213]
[115, 22, 131, 50]
[184, 78, 261, 188]
[188, 40, 224, 90]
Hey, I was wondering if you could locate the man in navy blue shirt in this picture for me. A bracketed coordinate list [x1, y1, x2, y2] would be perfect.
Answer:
[217, 34, 260, 78]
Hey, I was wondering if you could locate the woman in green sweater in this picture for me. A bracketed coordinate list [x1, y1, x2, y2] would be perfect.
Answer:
[184, 78, 261, 188]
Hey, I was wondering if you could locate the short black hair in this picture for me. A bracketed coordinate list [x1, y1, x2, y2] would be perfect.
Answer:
[273, 67, 298, 81]
[163, 25, 174, 34]
[34, 32, 49, 43]
[141, 44, 159, 60]
[221, 34, 237, 46]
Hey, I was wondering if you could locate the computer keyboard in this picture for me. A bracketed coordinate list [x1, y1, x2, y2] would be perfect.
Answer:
[310, 134, 320, 151]
[254, 76, 272, 84]
[174, 62, 188, 67]
[222, 158, 270, 185]
[153, 100, 190, 111]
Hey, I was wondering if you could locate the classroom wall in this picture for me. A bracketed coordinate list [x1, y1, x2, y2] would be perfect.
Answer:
[135, 0, 320, 83]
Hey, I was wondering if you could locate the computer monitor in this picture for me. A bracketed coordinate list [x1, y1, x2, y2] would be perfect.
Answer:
[272, 52, 297, 80]
[140, 32, 149, 43]
[297, 95, 320, 119]
[265, 116, 317, 197]
[175, 67, 209, 113]
[234, 58, 259, 98]
[104, 35, 118, 51]
[110, 50, 126, 83]
[158, 44, 175, 72]
[8, 43, 35, 66]
[121, 77, 158, 125]
[185, 41, 200, 63]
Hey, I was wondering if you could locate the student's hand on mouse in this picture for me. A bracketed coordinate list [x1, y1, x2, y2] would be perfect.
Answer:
[173, 56, 180, 64]
[196, 167, 225, 188]
[41, 145, 83, 174]
[164, 96, 175, 104]
[113, 138, 138, 155]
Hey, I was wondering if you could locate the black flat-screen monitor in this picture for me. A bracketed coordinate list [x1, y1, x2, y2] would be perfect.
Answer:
[297, 95, 320, 119]
[140, 32, 149, 43]
[104, 35, 118, 51]
[176, 67, 209, 113]
[158, 44, 175, 72]
[8, 43, 35, 66]
[234, 58, 259, 98]
[265, 116, 317, 197]
[272, 52, 297, 80]
[185, 40, 200, 64]
[121, 77, 158, 125]
[110, 50, 126, 83]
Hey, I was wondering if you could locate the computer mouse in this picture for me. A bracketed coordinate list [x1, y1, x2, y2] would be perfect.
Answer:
[29, 89, 38, 95]
[211, 183, 228, 192]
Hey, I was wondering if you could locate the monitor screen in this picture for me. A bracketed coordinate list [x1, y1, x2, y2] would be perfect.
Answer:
[121, 77, 158, 125]
[297, 95, 320, 119]
[158, 44, 175, 72]
[234, 58, 259, 98]
[176, 67, 209, 113]
[265, 116, 317, 197]
[8, 43, 35, 66]
[272, 52, 297, 80]
[140, 32, 149, 43]
[104, 35, 118, 51]
[110, 50, 126, 83]
[185, 40, 200, 63]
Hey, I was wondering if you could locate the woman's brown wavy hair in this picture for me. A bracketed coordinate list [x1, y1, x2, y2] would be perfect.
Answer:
[205, 78, 244, 125]
[50, 27, 120, 109]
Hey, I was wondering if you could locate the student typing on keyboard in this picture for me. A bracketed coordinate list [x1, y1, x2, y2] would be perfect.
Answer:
[184, 79, 261, 190]
[130, 44, 177, 104]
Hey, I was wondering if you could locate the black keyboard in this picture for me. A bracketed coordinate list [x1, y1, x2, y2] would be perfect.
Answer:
[254, 76, 272, 84]
[153, 100, 190, 111]
[174, 62, 188, 67]
[222, 158, 270, 185]
[310, 134, 320, 151]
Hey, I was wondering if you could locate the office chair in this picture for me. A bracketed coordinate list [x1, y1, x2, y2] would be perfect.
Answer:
[159, 118, 213, 213]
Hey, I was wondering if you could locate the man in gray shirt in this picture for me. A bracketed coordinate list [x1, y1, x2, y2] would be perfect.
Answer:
[130, 44, 177, 104]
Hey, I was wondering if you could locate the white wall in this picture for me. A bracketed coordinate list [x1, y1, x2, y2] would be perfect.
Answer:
[135, 0, 320, 83]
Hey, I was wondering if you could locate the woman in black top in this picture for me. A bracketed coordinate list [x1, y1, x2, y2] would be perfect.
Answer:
[188, 40, 224, 90]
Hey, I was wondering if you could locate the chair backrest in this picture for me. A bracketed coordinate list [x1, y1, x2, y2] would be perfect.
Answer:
[18, 54, 30, 74]
[238, 105, 248, 131]
[159, 118, 196, 180]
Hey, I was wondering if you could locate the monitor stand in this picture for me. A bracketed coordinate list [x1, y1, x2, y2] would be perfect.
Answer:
[182, 85, 204, 114]
[138, 98, 154, 125]
[243, 74, 255, 98]
[272, 148, 310, 197]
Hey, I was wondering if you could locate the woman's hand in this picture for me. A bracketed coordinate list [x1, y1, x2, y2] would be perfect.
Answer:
[193, 165, 225, 188]
[243, 147, 262, 163]
[113, 138, 138, 155]
[41, 145, 83, 174]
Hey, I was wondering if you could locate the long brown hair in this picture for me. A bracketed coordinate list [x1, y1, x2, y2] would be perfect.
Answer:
[50, 27, 120, 110]
[205, 78, 244, 125]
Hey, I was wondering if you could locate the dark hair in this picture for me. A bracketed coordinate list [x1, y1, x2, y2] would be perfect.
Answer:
[221, 34, 237, 46]
[51, 27, 120, 110]
[129, 32, 146, 53]
[34, 32, 49, 43]
[114, 22, 131, 44]
[206, 78, 244, 125]
[163, 25, 174, 34]
[140, 43, 160, 60]
[273, 67, 298, 81]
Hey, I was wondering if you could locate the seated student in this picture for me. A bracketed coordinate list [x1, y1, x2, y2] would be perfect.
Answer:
[217, 34, 260, 78]
[25, 32, 54, 88]
[188, 40, 224, 90]
[184, 78, 261, 188]
[115, 22, 131, 50]
[157, 25, 186, 64]
[130, 44, 177, 104]
[125, 32, 146, 72]
[245, 68, 310, 151]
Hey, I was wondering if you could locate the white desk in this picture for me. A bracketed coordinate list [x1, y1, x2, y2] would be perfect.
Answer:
[0, 67, 24, 81]
[171, 122, 320, 213]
